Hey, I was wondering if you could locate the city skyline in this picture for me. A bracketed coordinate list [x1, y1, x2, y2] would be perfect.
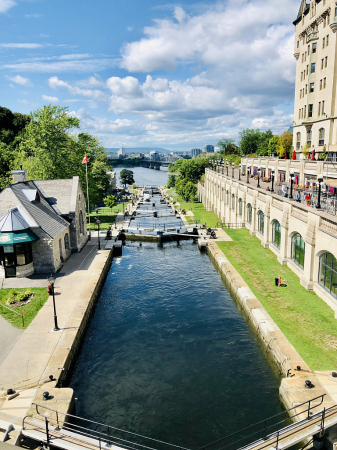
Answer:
[1, 0, 299, 151]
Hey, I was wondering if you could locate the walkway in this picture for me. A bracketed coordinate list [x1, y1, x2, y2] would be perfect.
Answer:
[0, 237, 107, 418]
[0, 316, 23, 366]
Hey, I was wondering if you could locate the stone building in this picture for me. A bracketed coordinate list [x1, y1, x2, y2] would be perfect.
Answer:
[0, 170, 88, 278]
[293, 0, 337, 161]
[200, 168, 337, 311]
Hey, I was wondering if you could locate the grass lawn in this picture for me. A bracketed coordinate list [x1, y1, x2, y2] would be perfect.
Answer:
[87, 202, 131, 230]
[0, 288, 49, 329]
[217, 229, 337, 371]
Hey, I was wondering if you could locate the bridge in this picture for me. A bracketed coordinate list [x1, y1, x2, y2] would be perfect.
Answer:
[20, 395, 337, 450]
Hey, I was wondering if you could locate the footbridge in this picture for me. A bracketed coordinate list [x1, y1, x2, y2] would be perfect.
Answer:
[21, 395, 337, 450]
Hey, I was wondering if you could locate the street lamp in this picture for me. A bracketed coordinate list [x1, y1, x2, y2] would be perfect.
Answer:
[96, 218, 101, 250]
[271, 170, 275, 192]
[226, 160, 229, 176]
[316, 174, 324, 209]
[48, 275, 59, 331]
[257, 166, 261, 188]
[289, 169, 295, 199]
[232, 162, 235, 178]
[247, 165, 250, 184]
[239, 164, 241, 181]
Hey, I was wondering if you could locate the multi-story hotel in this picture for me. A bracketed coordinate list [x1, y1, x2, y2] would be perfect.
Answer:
[293, 0, 337, 161]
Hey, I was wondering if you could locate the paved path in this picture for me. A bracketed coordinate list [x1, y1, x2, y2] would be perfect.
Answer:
[0, 316, 23, 366]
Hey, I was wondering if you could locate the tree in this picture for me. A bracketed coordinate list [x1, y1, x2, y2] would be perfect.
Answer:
[268, 135, 279, 156]
[132, 183, 137, 189]
[238, 129, 274, 156]
[167, 174, 176, 188]
[257, 130, 273, 156]
[0, 142, 15, 190]
[183, 182, 197, 202]
[217, 138, 237, 155]
[277, 131, 293, 158]
[104, 195, 117, 210]
[0, 106, 30, 146]
[119, 169, 134, 187]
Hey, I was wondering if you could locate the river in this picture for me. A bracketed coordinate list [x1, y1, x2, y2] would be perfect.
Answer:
[69, 174, 284, 449]
[113, 166, 169, 187]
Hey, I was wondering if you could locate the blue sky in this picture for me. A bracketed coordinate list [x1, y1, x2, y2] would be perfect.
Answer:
[1, 0, 299, 151]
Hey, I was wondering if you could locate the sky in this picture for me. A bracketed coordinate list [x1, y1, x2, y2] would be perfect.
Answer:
[0, 0, 299, 151]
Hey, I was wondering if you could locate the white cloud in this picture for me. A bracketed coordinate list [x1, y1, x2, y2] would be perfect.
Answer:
[0, 43, 43, 48]
[3, 58, 117, 72]
[7, 74, 32, 85]
[42, 95, 59, 103]
[24, 13, 43, 18]
[0, 0, 16, 13]
[59, 53, 92, 60]
[48, 76, 108, 102]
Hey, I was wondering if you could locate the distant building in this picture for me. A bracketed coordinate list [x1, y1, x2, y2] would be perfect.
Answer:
[118, 147, 126, 157]
[203, 145, 214, 153]
[214, 146, 221, 153]
[191, 148, 202, 157]
[137, 153, 144, 158]
[150, 151, 159, 161]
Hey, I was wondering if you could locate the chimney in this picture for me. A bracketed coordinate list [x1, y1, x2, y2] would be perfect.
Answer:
[12, 169, 28, 184]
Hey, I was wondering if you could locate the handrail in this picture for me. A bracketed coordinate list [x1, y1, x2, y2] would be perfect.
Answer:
[196, 394, 325, 450]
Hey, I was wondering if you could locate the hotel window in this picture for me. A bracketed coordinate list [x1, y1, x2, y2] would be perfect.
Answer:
[319, 128, 325, 145]
[325, 56, 328, 68]
[336, 5, 337, 17]
[297, 41, 300, 48]
[301, 72, 303, 81]
[238, 199, 243, 217]
[328, 14, 330, 25]
[257, 211, 264, 235]
[324, 78, 326, 88]
[304, 105, 307, 117]
[309, 104, 313, 117]
[327, 35, 329, 46]
[302, 54, 304, 63]
[297, 132, 301, 148]
[299, 109, 301, 119]
[312, 43, 317, 53]
[310, 83, 314, 93]
[320, 79, 323, 90]
[321, 59, 324, 70]
[291, 233, 305, 269]
[319, 253, 337, 299]
[324, 16, 327, 27]
[272, 221, 281, 249]
[306, 65, 309, 75]
[322, 100, 325, 115]
[323, 37, 326, 49]
[311, 63, 316, 73]
[232, 194, 235, 211]
[318, 102, 321, 116]
[305, 84, 308, 94]
[308, 45, 310, 55]
[307, 129, 312, 146]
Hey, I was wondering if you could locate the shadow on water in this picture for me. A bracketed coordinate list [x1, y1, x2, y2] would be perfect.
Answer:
[69, 240, 288, 450]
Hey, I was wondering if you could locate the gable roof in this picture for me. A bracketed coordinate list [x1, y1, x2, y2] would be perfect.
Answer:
[35, 177, 80, 215]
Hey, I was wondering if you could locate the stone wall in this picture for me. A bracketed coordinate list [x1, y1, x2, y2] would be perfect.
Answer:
[201, 168, 337, 311]
[32, 227, 71, 273]
[68, 177, 88, 253]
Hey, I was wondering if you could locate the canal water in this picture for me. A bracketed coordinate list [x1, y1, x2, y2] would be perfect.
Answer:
[70, 240, 283, 449]
[114, 166, 169, 187]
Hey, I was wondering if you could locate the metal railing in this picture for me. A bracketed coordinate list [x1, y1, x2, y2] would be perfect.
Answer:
[23, 403, 189, 450]
[196, 394, 326, 450]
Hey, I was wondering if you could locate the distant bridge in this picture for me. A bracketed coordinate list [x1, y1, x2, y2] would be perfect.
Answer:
[138, 161, 170, 170]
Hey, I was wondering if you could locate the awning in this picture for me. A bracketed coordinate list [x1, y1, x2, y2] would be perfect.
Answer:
[0, 230, 39, 246]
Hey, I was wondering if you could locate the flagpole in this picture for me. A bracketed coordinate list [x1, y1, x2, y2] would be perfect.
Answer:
[85, 155, 91, 239]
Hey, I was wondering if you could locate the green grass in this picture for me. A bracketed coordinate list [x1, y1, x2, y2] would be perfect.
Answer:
[0, 288, 49, 329]
[87, 203, 131, 230]
[216, 229, 337, 371]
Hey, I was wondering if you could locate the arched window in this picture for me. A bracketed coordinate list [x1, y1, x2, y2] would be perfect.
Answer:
[79, 211, 84, 235]
[238, 198, 243, 216]
[319, 128, 325, 146]
[272, 220, 281, 248]
[232, 194, 235, 211]
[64, 233, 70, 250]
[226, 190, 229, 205]
[258, 211, 264, 235]
[319, 253, 337, 298]
[247, 204, 252, 224]
[291, 233, 305, 268]
[296, 132, 301, 149]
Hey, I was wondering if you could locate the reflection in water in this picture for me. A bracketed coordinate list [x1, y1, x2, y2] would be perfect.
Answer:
[70, 242, 282, 449]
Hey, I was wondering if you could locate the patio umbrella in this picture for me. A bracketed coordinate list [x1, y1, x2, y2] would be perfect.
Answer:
[292, 150, 296, 160]
[311, 149, 315, 160]
[284, 150, 287, 159]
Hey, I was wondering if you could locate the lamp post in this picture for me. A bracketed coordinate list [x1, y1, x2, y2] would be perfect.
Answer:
[226, 160, 229, 176]
[316, 174, 323, 209]
[257, 166, 261, 188]
[271, 170, 275, 192]
[48, 275, 59, 331]
[247, 165, 250, 184]
[239, 164, 241, 181]
[289, 169, 294, 199]
[232, 162, 235, 178]
[222, 159, 224, 175]
[96, 218, 101, 250]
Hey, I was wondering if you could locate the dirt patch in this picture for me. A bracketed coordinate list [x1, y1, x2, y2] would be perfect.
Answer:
[7, 293, 34, 308]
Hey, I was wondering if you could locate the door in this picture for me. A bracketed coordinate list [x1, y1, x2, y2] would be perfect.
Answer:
[3, 245, 16, 277]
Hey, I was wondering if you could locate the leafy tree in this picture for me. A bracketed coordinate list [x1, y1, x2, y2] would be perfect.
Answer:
[217, 138, 237, 155]
[183, 181, 197, 202]
[132, 183, 137, 189]
[104, 195, 117, 210]
[239, 129, 274, 156]
[175, 159, 209, 183]
[268, 135, 279, 156]
[257, 130, 273, 156]
[0, 142, 15, 190]
[167, 174, 176, 188]
[175, 178, 187, 197]
[0, 106, 30, 146]
[119, 169, 135, 187]
[277, 131, 293, 158]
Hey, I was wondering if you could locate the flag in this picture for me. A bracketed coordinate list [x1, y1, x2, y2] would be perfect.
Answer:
[82, 155, 88, 164]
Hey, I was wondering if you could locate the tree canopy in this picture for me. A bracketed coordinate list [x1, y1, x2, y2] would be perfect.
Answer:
[119, 169, 135, 187]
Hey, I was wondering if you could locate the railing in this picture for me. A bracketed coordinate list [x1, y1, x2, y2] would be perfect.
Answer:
[216, 222, 246, 230]
[197, 395, 326, 450]
[23, 403, 190, 450]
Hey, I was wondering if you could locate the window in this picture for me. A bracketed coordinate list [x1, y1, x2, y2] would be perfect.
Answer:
[304, 105, 307, 117]
[226, 190, 229, 205]
[319, 253, 337, 299]
[272, 221, 281, 249]
[247, 204, 252, 224]
[309, 104, 313, 118]
[291, 233, 305, 269]
[239, 199, 243, 217]
[308, 45, 310, 55]
[305, 84, 308, 94]
[302, 53, 304, 63]
[306, 65, 309, 75]
[299, 109, 301, 119]
[307, 129, 312, 146]
[64, 233, 70, 250]
[296, 132, 301, 148]
[319, 128, 325, 146]
[312, 43, 317, 53]
[301, 72, 303, 81]
[322, 101, 325, 115]
[327, 35, 329, 46]
[297, 41, 300, 48]
[320, 79, 323, 90]
[257, 211, 264, 235]
[324, 78, 326, 88]
[311, 63, 316, 73]
[79, 210, 84, 235]
[321, 59, 324, 70]
[323, 37, 326, 49]
[318, 102, 321, 116]
[325, 56, 328, 68]
[232, 193, 235, 211]
[310, 83, 314, 93]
